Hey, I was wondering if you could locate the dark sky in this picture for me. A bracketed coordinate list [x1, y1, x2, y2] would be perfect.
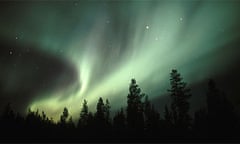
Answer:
[0, 0, 240, 121]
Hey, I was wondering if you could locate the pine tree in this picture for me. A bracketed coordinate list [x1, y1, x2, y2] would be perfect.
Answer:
[206, 79, 237, 136]
[78, 99, 89, 128]
[60, 107, 69, 124]
[1, 103, 16, 130]
[144, 95, 160, 131]
[113, 108, 126, 134]
[2, 103, 15, 121]
[127, 78, 145, 130]
[113, 108, 126, 128]
[68, 116, 75, 128]
[105, 99, 111, 125]
[164, 105, 172, 123]
[168, 69, 191, 130]
[95, 97, 106, 129]
[42, 111, 46, 121]
[87, 112, 94, 129]
[144, 95, 151, 122]
[144, 95, 150, 131]
[193, 108, 207, 136]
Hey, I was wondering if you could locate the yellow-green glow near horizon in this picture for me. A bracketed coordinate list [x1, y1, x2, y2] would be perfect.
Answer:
[1, 1, 240, 121]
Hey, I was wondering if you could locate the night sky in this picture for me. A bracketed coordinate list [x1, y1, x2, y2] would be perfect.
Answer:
[0, 0, 240, 121]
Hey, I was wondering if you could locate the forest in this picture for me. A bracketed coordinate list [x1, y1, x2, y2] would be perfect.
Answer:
[0, 69, 239, 142]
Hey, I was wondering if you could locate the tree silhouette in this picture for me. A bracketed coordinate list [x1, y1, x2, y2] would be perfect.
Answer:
[113, 108, 126, 130]
[105, 99, 111, 126]
[87, 112, 94, 130]
[94, 97, 107, 130]
[42, 111, 47, 121]
[2, 103, 15, 125]
[144, 95, 151, 123]
[0, 74, 240, 142]
[168, 69, 191, 131]
[1, 103, 17, 133]
[78, 99, 89, 129]
[59, 107, 69, 129]
[144, 95, 160, 132]
[127, 79, 145, 131]
[163, 104, 174, 134]
[193, 108, 208, 137]
[68, 116, 75, 129]
[206, 79, 237, 137]
[61, 107, 69, 122]
[164, 105, 172, 123]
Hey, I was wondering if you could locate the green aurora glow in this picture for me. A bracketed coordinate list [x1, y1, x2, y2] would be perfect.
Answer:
[0, 1, 240, 121]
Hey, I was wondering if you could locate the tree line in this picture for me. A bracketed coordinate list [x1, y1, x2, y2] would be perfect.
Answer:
[0, 69, 239, 142]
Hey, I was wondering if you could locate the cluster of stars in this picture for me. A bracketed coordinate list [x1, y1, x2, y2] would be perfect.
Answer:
[144, 17, 184, 41]
[9, 15, 186, 59]
[10, 35, 21, 55]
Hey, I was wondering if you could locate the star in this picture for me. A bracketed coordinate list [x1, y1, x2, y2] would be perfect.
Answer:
[9, 51, 13, 55]
[15, 37, 18, 40]
[146, 25, 150, 29]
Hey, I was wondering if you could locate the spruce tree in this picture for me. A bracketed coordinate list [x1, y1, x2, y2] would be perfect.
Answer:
[168, 69, 191, 130]
[113, 108, 126, 129]
[127, 78, 145, 130]
[78, 99, 89, 128]
[95, 97, 106, 129]
[144, 96, 160, 131]
[105, 99, 111, 125]
[206, 79, 237, 136]
[60, 107, 69, 125]
[164, 105, 172, 123]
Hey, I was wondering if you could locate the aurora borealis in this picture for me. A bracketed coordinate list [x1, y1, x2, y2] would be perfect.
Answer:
[0, 0, 240, 121]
